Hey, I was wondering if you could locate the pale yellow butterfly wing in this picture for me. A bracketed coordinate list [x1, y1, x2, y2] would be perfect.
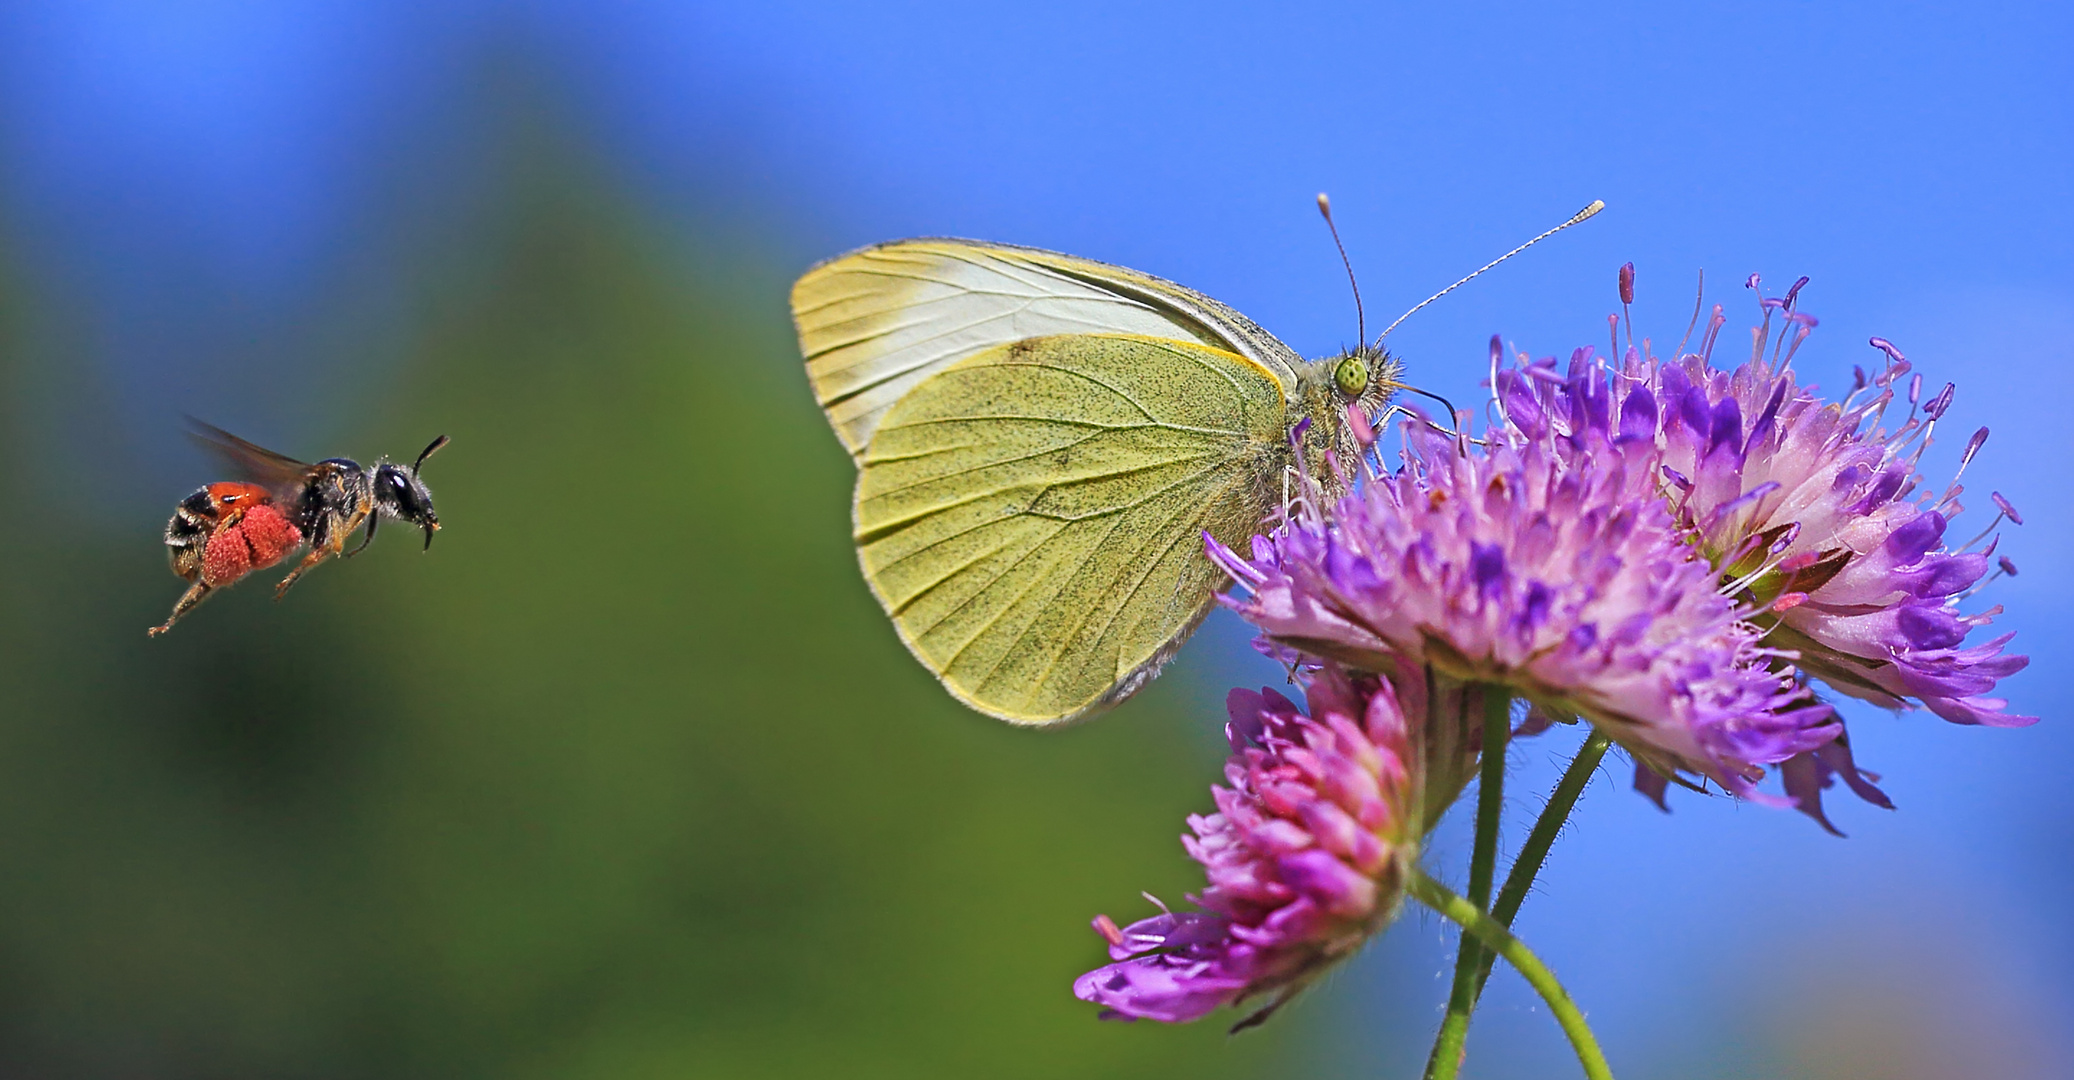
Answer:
[854, 334, 1288, 725]
[793, 238, 1303, 457]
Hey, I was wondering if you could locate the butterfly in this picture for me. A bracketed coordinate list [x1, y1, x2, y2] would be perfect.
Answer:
[791, 200, 1601, 726]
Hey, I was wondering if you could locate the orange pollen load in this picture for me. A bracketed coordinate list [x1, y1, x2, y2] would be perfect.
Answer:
[200, 503, 304, 587]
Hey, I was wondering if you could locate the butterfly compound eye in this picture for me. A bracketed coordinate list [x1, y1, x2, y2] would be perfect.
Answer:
[1333, 354, 1371, 398]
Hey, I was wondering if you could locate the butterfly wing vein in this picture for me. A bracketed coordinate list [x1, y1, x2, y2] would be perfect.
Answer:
[854, 334, 1286, 725]
[793, 239, 1302, 456]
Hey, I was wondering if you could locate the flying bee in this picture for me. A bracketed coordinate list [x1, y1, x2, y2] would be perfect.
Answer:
[148, 421, 451, 637]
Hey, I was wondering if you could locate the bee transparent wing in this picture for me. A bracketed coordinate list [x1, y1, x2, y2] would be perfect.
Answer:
[792, 238, 1302, 458]
[184, 418, 313, 491]
[854, 334, 1288, 725]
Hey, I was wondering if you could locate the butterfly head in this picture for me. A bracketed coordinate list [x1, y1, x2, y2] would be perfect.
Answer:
[1295, 343, 1404, 492]
[1326, 342, 1403, 419]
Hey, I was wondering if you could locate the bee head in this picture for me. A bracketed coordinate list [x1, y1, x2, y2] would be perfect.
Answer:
[374, 435, 450, 549]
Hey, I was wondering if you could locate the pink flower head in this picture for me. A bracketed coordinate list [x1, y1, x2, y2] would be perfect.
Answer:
[1075, 666, 1425, 1028]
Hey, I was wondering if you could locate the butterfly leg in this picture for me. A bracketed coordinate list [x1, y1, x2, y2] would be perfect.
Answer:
[148, 580, 213, 636]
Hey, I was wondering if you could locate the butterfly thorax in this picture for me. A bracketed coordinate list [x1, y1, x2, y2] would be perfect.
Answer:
[1293, 344, 1404, 497]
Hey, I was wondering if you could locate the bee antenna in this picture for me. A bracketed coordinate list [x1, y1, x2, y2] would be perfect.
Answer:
[1316, 193, 1365, 346]
[413, 434, 451, 473]
[1375, 199, 1606, 345]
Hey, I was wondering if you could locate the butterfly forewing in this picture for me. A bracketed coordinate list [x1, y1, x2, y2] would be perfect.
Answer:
[854, 334, 1288, 724]
[794, 239, 1302, 457]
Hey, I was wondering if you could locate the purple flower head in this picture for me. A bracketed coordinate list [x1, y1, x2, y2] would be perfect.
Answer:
[1075, 665, 1427, 1028]
[1493, 277, 2033, 827]
[1205, 422, 1834, 798]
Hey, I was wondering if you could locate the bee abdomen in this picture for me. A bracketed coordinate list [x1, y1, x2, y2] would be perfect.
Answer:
[165, 489, 215, 549]
[165, 512, 208, 544]
[165, 500, 212, 581]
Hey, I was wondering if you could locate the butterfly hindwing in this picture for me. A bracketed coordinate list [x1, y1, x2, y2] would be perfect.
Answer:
[853, 333, 1288, 724]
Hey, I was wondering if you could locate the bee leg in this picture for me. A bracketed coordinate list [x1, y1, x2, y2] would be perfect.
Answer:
[342, 512, 379, 558]
[148, 581, 213, 637]
[274, 510, 363, 599]
[272, 549, 331, 600]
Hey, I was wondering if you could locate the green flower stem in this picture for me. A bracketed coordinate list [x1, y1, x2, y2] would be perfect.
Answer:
[1408, 869, 1615, 1080]
[1477, 730, 1611, 995]
[1425, 727, 1613, 1076]
[1465, 688, 1512, 915]
[1423, 688, 1513, 1080]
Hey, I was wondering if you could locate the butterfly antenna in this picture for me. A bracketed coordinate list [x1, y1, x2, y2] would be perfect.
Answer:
[1316, 193, 1365, 345]
[1375, 199, 1606, 345]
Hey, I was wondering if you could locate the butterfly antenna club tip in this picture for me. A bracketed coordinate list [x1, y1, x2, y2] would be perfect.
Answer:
[1316, 192, 1365, 345]
[1376, 198, 1609, 345]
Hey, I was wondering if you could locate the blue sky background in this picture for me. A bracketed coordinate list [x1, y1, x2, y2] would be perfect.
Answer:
[3, 3, 2070, 1077]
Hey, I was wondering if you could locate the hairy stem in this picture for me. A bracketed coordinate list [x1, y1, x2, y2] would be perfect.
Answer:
[1425, 727, 1613, 1073]
[1423, 688, 1512, 1080]
[1478, 730, 1611, 994]
[1408, 869, 1615, 1080]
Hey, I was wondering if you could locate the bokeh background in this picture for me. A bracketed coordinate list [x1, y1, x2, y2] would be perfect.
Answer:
[0, 3, 2068, 1078]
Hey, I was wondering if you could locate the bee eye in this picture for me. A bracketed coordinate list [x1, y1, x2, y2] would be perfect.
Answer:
[1333, 354, 1370, 398]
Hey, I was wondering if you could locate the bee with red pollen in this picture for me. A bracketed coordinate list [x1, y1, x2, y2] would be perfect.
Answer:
[149, 421, 450, 636]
